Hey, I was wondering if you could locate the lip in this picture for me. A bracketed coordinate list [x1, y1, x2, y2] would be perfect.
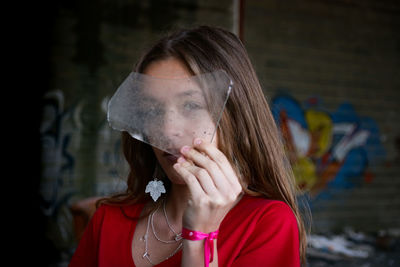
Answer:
[163, 151, 179, 164]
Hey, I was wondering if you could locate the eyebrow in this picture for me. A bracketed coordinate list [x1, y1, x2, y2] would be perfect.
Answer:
[139, 90, 203, 104]
[140, 96, 160, 105]
[176, 90, 203, 98]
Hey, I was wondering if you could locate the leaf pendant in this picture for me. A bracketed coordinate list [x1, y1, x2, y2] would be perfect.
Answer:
[145, 179, 166, 202]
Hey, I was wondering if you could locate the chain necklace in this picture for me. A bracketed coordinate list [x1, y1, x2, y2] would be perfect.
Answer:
[141, 200, 183, 265]
[163, 200, 183, 240]
[151, 200, 182, 243]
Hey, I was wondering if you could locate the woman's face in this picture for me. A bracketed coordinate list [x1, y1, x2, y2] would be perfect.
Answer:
[143, 58, 218, 184]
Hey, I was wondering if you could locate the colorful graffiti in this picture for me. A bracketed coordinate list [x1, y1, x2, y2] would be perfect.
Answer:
[271, 95, 386, 200]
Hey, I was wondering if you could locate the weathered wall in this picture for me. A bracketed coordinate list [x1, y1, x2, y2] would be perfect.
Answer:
[40, 0, 400, 264]
[40, 0, 234, 263]
[243, 0, 400, 233]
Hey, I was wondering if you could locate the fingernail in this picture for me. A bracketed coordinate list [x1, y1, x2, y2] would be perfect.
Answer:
[194, 138, 202, 145]
[177, 156, 186, 163]
[173, 163, 180, 169]
[181, 146, 191, 154]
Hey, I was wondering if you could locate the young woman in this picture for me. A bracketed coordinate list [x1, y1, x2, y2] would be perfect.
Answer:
[69, 25, 308, 267]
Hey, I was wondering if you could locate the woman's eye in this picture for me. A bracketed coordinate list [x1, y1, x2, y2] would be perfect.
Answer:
[146, 106, 163, 118]
[184, 101, 203, 110]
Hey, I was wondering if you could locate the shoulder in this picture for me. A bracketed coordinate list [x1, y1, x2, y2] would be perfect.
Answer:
[238, 194, 296, 219]
[219, 194, 300, 265]
[236, 195, 299, 245]
[243, 196, 299, 238]
[230, 194, 299, 236]
[223, 194, 298, 231]
[221, 195, 301, 266]
[91, 202, 145, 225]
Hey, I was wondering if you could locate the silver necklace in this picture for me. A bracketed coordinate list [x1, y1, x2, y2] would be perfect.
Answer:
[163, 200, 182, 241]
[151, 200, 182, 243]
[141, 201, 183, 265]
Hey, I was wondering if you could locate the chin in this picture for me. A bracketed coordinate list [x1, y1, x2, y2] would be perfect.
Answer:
[165, 168, 187, 185]
[153, 147, 188, 186]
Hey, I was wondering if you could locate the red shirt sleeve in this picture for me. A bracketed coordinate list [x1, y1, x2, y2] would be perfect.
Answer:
[68, 205, 106, 267]
[231, 201, 300, 267]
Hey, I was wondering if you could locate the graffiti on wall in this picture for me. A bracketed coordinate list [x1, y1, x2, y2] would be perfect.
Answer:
[40, 91, 126, 214]
[40, 89, 83, 249]
[40, 90, 81, 216]
[40, 90, 125, 250]
[271, 94, 386, 200]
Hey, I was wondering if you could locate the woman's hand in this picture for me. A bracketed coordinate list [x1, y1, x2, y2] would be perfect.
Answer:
[173, 138, 243, 233]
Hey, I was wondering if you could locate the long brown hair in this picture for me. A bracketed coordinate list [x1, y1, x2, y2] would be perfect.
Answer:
[99, 25, 310, 265]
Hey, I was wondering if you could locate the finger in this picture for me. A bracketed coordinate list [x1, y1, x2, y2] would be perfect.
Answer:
[192, 138, 242, 192]
[180, 146, 230, 192]
[173, 162, 206, 199]
[178, 159, 220, 197]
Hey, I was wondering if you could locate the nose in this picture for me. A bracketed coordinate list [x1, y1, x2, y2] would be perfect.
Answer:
[162, 109, 185, 140]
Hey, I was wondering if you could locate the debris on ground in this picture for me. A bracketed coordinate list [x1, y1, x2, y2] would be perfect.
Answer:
[307, 227, 400, 266]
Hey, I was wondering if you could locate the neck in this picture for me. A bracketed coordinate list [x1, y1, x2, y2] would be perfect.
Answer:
[164, 183, 190, 226]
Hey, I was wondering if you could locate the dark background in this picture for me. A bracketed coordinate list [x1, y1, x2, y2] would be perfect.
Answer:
[11, 0, 400, 266]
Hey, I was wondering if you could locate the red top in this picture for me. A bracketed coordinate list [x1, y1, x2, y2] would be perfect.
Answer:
[69, 194, 300, 267]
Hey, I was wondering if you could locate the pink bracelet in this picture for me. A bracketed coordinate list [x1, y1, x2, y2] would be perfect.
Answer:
[181, 227, 219, 267]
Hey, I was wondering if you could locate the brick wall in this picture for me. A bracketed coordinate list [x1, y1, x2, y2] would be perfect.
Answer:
[243, 0, 400, 233]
